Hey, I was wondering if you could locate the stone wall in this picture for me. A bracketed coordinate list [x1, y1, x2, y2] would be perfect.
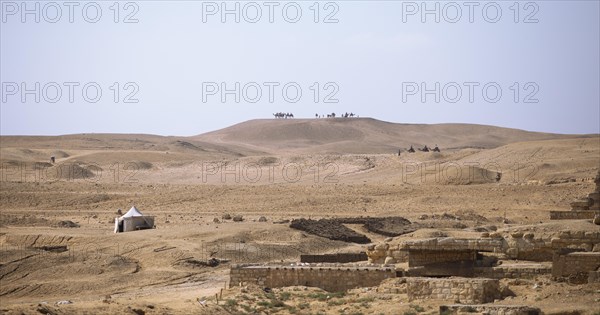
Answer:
[553, 171, 600, 219]
[406, 277, 501, 304]
[505, 230, 600, 261]
[406, 249, 476, 277]
[588, 270, 600, 283]
[474, 263, 552, 279]
[230, 264, 395, 292]
[366, 243, 407, 264]
[367, 236, 553, 267]
[401, 238, 504, 252]
[367, 237, 504, 265]
[550, 210, 599, 220]
[552, 252, 600, 278]
[408, 249, 476, 267]
[439, 304, 541, 315]
[367, 229, 600, 269]
[408, 262, 476, 277]
[504, 232, 553, 261]
[300, 253, 367, 263]
[550, 230, 600, 252]
[570, 171, 600, 211]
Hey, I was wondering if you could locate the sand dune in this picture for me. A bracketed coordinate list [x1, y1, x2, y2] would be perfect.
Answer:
[2, 118, 592, 159]
[192, 118, 593, 154]
[1, 119, 598, 185]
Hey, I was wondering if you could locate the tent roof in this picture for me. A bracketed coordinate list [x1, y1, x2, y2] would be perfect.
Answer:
[121, 206, 144, 218]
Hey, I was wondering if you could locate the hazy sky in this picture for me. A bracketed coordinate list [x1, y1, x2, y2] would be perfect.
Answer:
[1, 0, 599, 136]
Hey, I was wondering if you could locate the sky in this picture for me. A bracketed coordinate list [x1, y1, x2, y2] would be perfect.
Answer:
[1, 0, 599, 136]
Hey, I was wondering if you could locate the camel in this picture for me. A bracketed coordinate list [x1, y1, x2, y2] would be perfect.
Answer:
[408, 146, 415, 153]
[273, 112, 294, 119]
[418, 145, 430, 152]
[322, 112, 356, 118]
[432, 145, 440, 152]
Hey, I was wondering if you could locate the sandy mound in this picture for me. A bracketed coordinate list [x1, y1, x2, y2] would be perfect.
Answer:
[52, 150, 70, 158]
[171, 140, 206, 151]
[438, 166, 501, 185]
[54, 163, 98, 180]
[0, 214, 52, 227]
[289, 217, 415, 243]
[193, 118, 587, 154]
[129, 161, 153, 170]
[290, 218, 372, 244]
[55, 220, 79, 228]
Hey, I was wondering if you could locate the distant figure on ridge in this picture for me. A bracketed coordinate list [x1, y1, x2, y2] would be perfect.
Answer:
[273, 112, 294, 119]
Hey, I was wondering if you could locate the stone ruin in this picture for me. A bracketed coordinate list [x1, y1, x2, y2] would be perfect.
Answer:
[406, 277, 502, 304]
[552, 250, 600, 284]
[366, 231, 600, 282]
[230, 264, 395, 292]
[550, 170, 600, 221]
[229, 173, 600, 310]
[300, 252, 367, 264]
[397, 238, 504, 277]
[439, 304, 542, 315]
[230, 228, 599, 299]
[572, 170, 600, 211]
[229, 228, 599, 293]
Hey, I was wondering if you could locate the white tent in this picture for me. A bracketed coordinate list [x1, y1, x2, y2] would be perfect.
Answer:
[114, 206, 155, 233]
[122, 206, 144, 218]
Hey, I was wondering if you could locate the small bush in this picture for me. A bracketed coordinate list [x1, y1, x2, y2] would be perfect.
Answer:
[279, 291, 291, 301]
[327, 299, 345, 306]
[410, 304, 425, 312]
[257, 301, 270, 307]
[240, 304, 256, 313]
[307, 292, 329, 301]
[356, 297, 375, 303]
[224, 299, 237, 307]
[330, 292, 346, 298]
[298, 302, 309, 309]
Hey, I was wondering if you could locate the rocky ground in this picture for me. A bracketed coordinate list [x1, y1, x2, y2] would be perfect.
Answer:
[1, 121, 598, 314]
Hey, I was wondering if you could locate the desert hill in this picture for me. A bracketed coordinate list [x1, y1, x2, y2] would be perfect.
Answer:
[192, 118, 590, 154]
[0, 133, 266, 168]
[2, 118, 592, 159]
[1, 118, 597, 185]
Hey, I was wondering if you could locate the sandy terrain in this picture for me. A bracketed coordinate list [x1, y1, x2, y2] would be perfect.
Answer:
[1, 118, 599, 314]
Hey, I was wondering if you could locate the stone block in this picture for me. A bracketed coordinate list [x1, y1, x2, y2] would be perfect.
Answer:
[571, 198, 591, 209]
